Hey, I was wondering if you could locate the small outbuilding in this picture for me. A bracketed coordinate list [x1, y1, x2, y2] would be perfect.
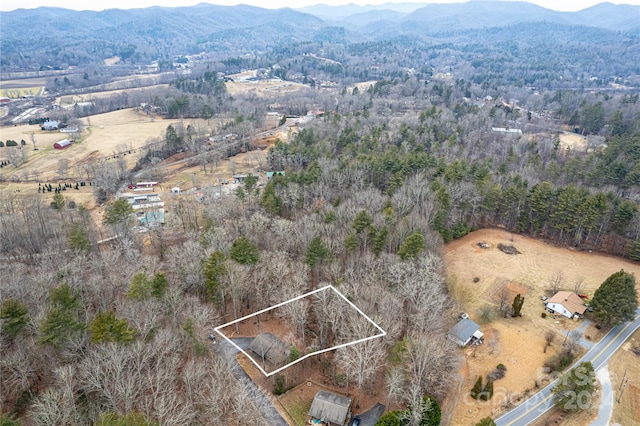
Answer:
[309, 390, 352, 426]
[53, 139, 73, 150]
[249, 333, 289, 367]
[545, 291, 587, 319]
[447, 318, 483, 347]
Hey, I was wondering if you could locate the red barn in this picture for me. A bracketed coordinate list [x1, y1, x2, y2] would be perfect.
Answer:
[53, 139, 73, 150]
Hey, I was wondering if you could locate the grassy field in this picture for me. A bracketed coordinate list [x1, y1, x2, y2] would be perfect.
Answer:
[0, 108, 217, 183]
[444, 229, 640, 424]
[0, 86, 44, 98]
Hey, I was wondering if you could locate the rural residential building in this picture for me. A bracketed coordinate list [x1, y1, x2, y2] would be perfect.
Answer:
[309, 390, 352, 426]
[42, 121, 60, 131]
[491, 127, 522, 135]
[53, 139, 73, 150]
[447, 318, 483, 347]
[120, 193, 164, 210]
[138, 209, 165, 226]
[545, 291, 587, 319]
[249, 333, 289, 366]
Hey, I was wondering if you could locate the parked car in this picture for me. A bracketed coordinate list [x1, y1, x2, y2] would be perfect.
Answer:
[351, 416, 360, 426]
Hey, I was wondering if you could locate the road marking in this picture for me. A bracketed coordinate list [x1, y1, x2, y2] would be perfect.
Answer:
[589, 313, 640, 369]
[501, 312, 640, 425]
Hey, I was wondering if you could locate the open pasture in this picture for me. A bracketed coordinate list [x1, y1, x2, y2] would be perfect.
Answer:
[0, 86, 44, 98]
[0, 108, 214, 182]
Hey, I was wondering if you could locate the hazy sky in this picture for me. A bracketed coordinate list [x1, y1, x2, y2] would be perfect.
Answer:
[1, 0, 639, 12]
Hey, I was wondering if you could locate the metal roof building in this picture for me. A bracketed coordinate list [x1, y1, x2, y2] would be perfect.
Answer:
[447, 318, 483, 347]
[309, 390, 352, 426]
[53, 139, 73, 149]
[249, 333, 289, 366]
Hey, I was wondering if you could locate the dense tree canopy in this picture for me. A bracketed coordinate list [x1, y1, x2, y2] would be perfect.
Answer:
[229, 236, 260, 265]
[552, 362, 596, 412]
[591, 270, 638, 327]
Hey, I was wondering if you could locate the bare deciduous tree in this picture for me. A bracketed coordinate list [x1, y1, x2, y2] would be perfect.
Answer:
[544, 330, 556, 353]
[385, 366, 405, 410]
[549, 270, 564, 294]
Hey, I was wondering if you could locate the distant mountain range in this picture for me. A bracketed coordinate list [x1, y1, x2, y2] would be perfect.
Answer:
[1, 1, 638, 72]
[301, 1, 640, 32]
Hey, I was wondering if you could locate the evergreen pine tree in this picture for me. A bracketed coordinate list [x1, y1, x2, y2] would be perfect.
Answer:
[471, 375, 483, 399]
[591, 270, 638, 326]
[512, 294, 525, 317]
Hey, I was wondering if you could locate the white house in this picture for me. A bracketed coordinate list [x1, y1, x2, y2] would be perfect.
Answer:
[42, 120, 60, 131]
[545, 291, 587, 319]
[492, 127, 522, 135]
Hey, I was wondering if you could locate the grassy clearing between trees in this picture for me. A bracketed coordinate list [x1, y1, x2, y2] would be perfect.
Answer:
[278, 381, 318, 426]
[444, 229, 640, 424]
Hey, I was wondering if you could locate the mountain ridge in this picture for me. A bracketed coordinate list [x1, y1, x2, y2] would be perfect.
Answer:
[1, 2, 638, 72]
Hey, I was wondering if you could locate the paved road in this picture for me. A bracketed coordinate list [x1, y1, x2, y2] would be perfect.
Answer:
[214, 337, 288, 426]
[495, 308, 640, 425]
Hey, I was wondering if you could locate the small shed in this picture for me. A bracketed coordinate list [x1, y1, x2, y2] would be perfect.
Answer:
[309, 390, 352, 426]
[53, 139, 73, 150]
[447, 318, 483, 347]
[249, 333, 289, 366]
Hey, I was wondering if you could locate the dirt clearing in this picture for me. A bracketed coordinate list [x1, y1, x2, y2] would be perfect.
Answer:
[559, 133, 587, 152]
[226, 80, 307, 97]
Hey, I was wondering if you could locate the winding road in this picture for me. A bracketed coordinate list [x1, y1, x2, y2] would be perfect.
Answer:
[495, 308, 640, 425]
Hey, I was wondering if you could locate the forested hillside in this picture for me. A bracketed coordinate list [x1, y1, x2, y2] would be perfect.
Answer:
[2, 2, 639, 91]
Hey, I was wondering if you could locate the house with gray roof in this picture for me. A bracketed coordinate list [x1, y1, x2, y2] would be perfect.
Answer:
[249, 333, 289, 367]
[309, 390, 352, 426]
[447, 318, 483, 347]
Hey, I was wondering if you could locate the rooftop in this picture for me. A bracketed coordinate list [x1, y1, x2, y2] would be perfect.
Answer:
[309, 390, 352, 425]
[448, 318, 481, 343]
[547, 291, 587, 315]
